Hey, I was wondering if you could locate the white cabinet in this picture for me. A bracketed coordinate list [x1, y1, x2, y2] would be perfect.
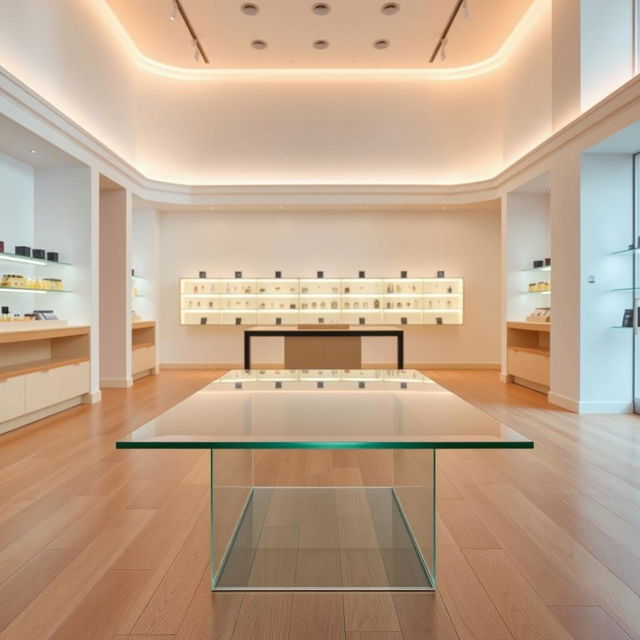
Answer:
[0, 376, 25, 422]
[507, 348, 550, 387]
[24, 368, 61, 414]
[132, 346, 155, 375]
[59, 361, 90, 401]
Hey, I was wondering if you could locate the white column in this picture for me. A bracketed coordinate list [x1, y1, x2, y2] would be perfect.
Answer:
[99, 185, 132, 387]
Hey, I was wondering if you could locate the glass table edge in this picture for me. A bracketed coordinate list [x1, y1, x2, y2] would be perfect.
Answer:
[115, 440, 533, 450]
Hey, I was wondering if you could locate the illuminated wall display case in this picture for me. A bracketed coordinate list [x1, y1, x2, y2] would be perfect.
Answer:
[179, 275, 463, 326]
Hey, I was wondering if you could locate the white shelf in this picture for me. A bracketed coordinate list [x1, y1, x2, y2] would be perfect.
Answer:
[179, 275, 464, 326]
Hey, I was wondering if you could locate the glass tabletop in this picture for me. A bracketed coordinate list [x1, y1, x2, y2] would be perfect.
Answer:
[116, 370, 533, 450]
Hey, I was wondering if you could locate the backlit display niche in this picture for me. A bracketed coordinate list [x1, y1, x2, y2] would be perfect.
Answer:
[179, 276, 463, 326]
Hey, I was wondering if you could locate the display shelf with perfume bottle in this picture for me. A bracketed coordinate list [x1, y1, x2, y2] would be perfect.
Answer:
[180, 276, 464, 326]
[0, 250, 70, 267]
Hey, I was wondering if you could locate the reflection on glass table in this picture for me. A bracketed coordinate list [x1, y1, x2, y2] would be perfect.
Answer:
[117, 370, 533, 591]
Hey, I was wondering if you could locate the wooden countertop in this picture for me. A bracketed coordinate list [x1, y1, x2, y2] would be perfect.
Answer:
[506, 322, 550, 333]
[132, 342, 155, 350]
[0, 356, 89, 380]
[132, 321, 155, 330]
[0, 325, 90, 344]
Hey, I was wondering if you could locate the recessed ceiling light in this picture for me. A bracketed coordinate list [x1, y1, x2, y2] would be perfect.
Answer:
[373, 39, 389, 49]
[241, 3, 259, 15]
[28, 149, 37, 154]
[312, 3, 331, 15]
[381, 2, 399, 14]
[251, 39, 267, 49]
[313, 39, 329, 49]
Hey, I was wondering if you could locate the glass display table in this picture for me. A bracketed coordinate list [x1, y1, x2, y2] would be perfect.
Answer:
[116, 370, 532, 591]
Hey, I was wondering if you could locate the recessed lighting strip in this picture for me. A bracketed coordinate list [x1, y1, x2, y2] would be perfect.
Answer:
[429, 0, 465, 63]
[174, 0, 209, 63]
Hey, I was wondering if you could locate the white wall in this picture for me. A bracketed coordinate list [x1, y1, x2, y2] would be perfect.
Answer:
[99, 187, 132, 386]
[131, 208, 158, 323]
[581, 0, 634, 112]
[0, 152, 35, 315]
[134, 71, 505, 186]
[158, 207, 501, 367]
[579, 153, 634, 412]
[502, 0, 552, 166]
[0, 1, 137, 165]
[504, 193, 551, 320]
[549, 151, 581, 408]
[551, 0, 582, 130]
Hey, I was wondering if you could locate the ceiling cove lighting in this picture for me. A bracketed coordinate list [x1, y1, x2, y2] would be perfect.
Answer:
[429, 0, 469, 64]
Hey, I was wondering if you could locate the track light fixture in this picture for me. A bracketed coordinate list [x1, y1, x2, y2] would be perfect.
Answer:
[164, 0, 210, 63]
[429, 0, 468, 63]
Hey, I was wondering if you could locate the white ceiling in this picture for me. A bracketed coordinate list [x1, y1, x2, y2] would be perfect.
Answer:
[105, 0, 535, 69]
[0, 115, 81, 169]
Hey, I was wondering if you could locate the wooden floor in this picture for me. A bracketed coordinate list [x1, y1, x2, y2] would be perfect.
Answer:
[0, 369, 640, 639]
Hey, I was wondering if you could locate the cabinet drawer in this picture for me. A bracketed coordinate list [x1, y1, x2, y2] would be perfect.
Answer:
[59, 361, 90, 401]
[507, 348, 549, 386]
[132, 346, 155, 374]
[24, 368, 61, 414]
[0, 376, 25, 423]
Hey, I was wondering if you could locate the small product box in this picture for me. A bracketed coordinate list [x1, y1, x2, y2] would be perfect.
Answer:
[15, 246, 31, 257]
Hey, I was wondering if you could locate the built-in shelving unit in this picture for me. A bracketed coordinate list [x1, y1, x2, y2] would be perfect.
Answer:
[179, 276, 464, 326]
[0, 251, 71, 267]
[132, 320, 156, 379]
[0, 286, 71, 294]
[506, 321, 550, 393]
[0, 325, 91, 434]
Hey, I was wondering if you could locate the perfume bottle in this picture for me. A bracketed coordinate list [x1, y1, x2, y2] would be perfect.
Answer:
[374, 299, 380, 309]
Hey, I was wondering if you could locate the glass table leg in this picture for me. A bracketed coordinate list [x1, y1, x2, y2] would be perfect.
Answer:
[210, 448, 436, 591]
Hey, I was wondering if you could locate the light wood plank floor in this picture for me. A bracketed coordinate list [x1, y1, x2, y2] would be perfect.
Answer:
[0, 369, 639, 639]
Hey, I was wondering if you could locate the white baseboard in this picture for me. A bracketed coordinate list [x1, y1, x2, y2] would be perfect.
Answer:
[0, 397, 82, 435]
[575, 400, 634, 414]
[100, 377, 133, 388]
[547, 392, 634, 414]
[547, 392, 579, 412]
[132, 368, 155, 381]
[83, 390, 102, 404]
